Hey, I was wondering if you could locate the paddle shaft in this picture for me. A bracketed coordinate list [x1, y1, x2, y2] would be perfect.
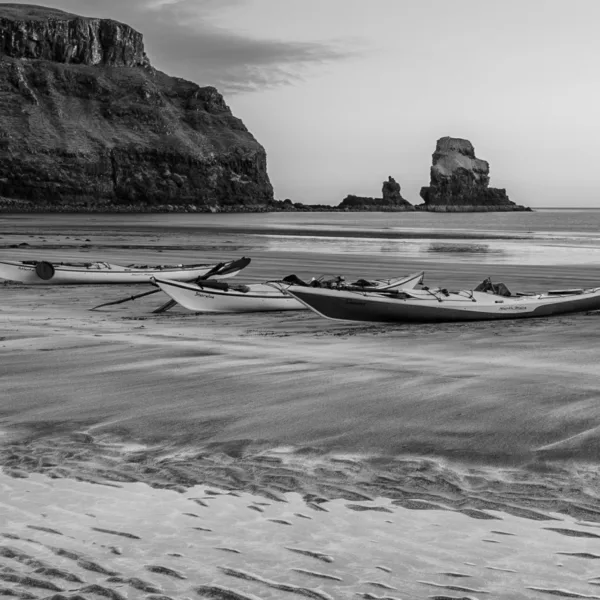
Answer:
[90, 287, 161, 310]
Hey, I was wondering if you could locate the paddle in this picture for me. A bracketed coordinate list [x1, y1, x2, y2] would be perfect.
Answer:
[196, 256, 251, 281]
[154, 257, 251, 310]
[151, 261, 228, 314]
[152, 257, 251, 314]
[151, 298, 178, 314]
[90, 257, 250, 311]
[90, 286, 162, 310]
[197, 261, 226, 281]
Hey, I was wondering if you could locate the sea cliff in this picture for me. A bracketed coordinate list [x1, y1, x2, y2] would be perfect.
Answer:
[0, 4, 273, 211]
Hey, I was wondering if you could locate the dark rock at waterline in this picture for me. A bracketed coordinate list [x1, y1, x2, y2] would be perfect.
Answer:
[418, 137, 530, 212]
[0, 4, 273, 210]
[339, 176, 415, 211]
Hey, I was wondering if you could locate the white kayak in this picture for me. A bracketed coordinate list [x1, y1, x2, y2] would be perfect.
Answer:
[280, 277, 600, 323]
[0, 257, 250, 285]
[152, 271, 425, 313]
[153, 277, 302, 313]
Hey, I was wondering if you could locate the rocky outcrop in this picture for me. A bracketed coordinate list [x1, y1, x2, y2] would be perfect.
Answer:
[339, 177, 415, 211]
[418, 137, 529, 212]
[0, 5, 273, 210]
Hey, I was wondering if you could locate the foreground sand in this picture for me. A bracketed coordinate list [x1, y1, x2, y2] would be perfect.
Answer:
[2, 217, 600, 598]
[3, 470, 600, 600]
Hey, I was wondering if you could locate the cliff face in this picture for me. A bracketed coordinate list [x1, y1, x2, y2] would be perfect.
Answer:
[0, 4, 273, 209]
[0, 4, 148, 67]
[418, 137, 529, 212]
[339, 177, 415, 211]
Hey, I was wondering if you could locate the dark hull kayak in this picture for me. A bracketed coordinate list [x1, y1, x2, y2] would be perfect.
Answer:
[283, 286, 600, 323]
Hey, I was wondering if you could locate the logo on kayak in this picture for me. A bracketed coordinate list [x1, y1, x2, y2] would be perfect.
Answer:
[498, 305, 528, 311]
[194, 292, 215, 299]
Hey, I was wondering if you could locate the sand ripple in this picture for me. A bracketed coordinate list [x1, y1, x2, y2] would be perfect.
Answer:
[196, 584, 263, 600]
[363, 581, 397, 590]
[545, 528, 600, 539]
[0, 586, 37, 599]
[219, 566, 334, 600]
[291, 568, 342, 582]
[27, 525, 63, 535]
[266, 519, 292, 526]
[76, 559, 120, 576]
[285, 548, 334, 563]
[0, 570, 63, 591]
[215, 547, 242, 554]
[106, 575, 162, 593]
[78, 584, 127, 600]
[527, 587, 600, 598]
[34, 567, 84, 583]
[419, 580, 488, 594]
[145, 565, 187, 579]
[90, 527, 141, 539]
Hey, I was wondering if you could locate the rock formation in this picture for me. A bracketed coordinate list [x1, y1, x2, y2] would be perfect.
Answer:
[0, 4, 273, 210]
[339, 177, 414, 211]
[418, 137, 529, 212]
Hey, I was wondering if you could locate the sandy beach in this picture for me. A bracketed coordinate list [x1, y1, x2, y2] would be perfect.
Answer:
[2, 214, 600, 599]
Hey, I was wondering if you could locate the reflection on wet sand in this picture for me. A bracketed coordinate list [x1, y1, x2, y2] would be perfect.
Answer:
[428, 242, 496, 254]
[264, 234, 600, 266]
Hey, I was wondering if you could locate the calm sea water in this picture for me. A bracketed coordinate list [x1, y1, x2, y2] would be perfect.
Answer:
[4, 208, 600, 266]
[193, 208, 600, 265]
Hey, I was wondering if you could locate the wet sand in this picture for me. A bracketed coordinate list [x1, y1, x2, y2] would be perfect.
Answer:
[3, 472, 600, 600]
[2, 216, 600, 598]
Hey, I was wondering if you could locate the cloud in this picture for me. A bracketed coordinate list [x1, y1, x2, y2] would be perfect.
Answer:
[11, 0, 361, 94]
[137, 0, 360, 93]
[145, 0, 183, 10]
[145, 26, 358, 93]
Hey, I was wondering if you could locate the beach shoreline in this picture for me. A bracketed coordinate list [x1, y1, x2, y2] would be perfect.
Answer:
[3, 214, 600, 598]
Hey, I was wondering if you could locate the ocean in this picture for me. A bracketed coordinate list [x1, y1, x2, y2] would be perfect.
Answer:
[4, 208, 600, 267]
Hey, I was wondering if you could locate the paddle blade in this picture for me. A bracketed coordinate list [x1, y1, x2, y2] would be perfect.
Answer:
[215, 256, 251, 277]
[152, 298, 178, 314]
[196, 256, 251, 281]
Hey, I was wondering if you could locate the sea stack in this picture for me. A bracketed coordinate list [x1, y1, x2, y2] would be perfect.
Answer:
[418, 137, 529, 212]
[0, 4, 273, 210]
[339, 176, 415, 211]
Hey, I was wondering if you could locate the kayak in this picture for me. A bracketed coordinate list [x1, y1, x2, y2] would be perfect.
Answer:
[152, 271, 425, 313]
[0, 257, 250, 285]
[153, 277, 302, 312]
[280, 278, 600, 323]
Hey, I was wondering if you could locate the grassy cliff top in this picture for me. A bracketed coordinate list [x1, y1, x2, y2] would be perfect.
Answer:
[0, 3, 85, 21]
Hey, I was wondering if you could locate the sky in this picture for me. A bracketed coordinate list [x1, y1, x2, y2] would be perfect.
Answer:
[7, 0, 600, 207]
